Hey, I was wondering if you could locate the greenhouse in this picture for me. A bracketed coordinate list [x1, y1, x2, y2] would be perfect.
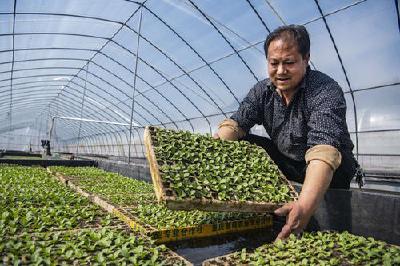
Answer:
[1, 0, 399, 265]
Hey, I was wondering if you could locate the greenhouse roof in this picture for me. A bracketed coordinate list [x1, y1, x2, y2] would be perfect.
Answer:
[0, 0, 399, 170]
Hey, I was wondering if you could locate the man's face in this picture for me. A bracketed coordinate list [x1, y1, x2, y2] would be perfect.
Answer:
[267, 38, 309, 92]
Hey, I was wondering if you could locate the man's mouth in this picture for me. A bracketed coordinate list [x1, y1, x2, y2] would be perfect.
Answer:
[276, 77, 290, 82]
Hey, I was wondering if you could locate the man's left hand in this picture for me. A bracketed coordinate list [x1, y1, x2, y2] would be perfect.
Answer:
[274, 201, 312, 241]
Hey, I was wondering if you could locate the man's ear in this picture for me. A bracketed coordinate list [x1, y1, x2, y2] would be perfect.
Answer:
[304, 53, 310, 64]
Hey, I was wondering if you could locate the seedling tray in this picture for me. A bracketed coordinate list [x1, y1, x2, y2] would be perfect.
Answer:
[118, 206, 272, 243]
[2, 226, 192, 266]
[49, 168, 273, 244]
[144, 126, 298, 213]
[1, 165, 191, 266]
[47, 166, 156, 206]
[202, 231, 400, 265]
[1, 167, 121, 237]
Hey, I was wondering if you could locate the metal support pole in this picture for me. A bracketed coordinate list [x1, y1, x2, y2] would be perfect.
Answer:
[76, 63, 89, 155]
[37, 117, 42, 150]
[128, 8, 143, 164]
[7, 0, 17, 150]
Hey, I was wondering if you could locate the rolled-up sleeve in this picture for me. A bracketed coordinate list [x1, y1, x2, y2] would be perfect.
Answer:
[230, 81, 265, 133]
[307, 82, 347, 149]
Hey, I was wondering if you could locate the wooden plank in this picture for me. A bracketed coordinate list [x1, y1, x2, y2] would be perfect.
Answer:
[144, 126, 165, 202]
[165, 198, 282, 213]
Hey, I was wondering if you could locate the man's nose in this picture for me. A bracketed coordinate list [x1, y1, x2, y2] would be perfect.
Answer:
[277, 63, 287, 74]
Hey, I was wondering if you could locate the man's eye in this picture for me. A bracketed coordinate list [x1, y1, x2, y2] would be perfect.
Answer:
[285, 61, 295, 65]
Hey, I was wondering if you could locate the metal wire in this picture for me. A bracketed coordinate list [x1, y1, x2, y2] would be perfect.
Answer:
[186, 0, 259, 82]
[4, 10, 204, 133]
[396, 0, 400, 33]
[0, 55, 181, 129]
[75, 64, 89, 155]
[128, 9, 143, 163]
[0, 71, 156, 125]
[245, 0, 271, 33]
[304, 0, 367, 26]
[7, 0, 17, 150]
[142, 5, 241, 105]
[39, 2, 145, 128]
[345, 82, 400, 94]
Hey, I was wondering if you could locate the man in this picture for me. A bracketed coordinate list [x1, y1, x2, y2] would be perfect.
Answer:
[214, 25, 359, 240]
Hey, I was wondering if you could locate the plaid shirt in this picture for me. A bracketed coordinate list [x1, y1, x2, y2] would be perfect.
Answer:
[231, 67, 355, 162]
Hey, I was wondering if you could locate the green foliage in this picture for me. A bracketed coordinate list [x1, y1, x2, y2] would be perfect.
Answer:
[51, 166, 267, 230]
[49, 166, 155, 205]
[0, 204, 115, 236]
[0, 165, 186, 265]
[152, 127, 292, 203]
[0, 165, 116, 236]
[0, 165, 89, 208]
[129, 203, 263, 229]
[1, 228, 184, 265]
[225, 231, 400, 266]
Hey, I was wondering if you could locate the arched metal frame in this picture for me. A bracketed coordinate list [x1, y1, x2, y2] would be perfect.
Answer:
[0, 0, 398, 171]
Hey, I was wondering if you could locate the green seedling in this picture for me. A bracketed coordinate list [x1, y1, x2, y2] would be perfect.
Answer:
[224, 231, 400, 266]
[152, 127, 292, 203]
[1, 165, 187, 265]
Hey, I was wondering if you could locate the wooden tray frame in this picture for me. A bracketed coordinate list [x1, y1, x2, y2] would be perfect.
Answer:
[144, 126, 298, 213]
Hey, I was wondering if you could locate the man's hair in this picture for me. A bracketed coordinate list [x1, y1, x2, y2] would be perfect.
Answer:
[264, 25, 310, 59]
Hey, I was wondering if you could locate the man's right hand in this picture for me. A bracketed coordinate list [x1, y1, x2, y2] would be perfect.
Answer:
[274, 201, 311, 241]
[214, 119, 245, 141]
[213, 132, 220, 139]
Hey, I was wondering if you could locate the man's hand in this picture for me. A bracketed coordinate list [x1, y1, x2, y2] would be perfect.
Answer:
[214, 119, 245, 141]
[213, 132, 220, 139]
[274, 160, 334, 241]
[274, 201, 312, 241]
